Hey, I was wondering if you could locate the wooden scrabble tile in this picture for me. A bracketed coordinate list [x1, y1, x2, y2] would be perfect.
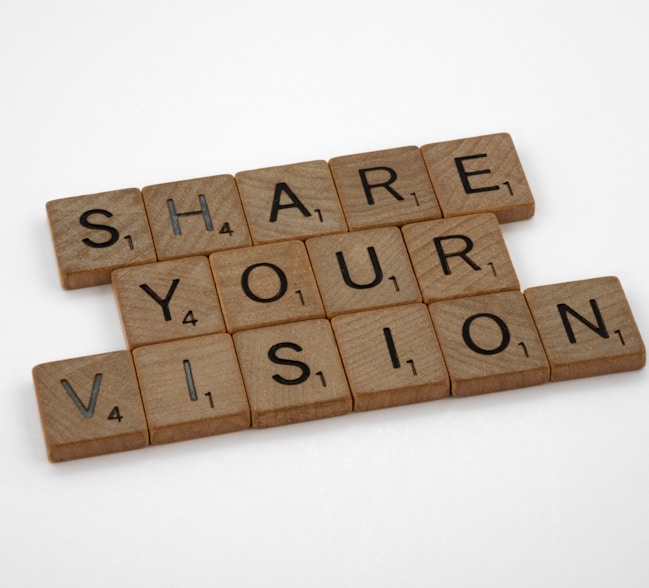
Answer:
[141, 174, 252, 261]
[331, 303, 449, 411]
[233, 319, 352, 428]
[46, 188, 157, 289]
[132, 334, 250, 445]
[429, 291, 550, 397]
[306, 227, 422, 317]
[32, 351, 149, 462]
[421, 133, 535, 223]
[112, 256, 226, 349]
[328, 146, 442, 230]
[209, 240, 324, 333]
[524, 276, 646, 381]
[235, 160, 348, 244]
[402, 213, 520, 303]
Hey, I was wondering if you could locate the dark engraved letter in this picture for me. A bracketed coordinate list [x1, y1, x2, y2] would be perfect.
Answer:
[183, 359, 198, 401]
[557, 299, 609, 344]
[462, 313, 511, 355]
[79, 209, 120, 248]
[139, 278, 181, 321]
[383, 327, 401, 369]
[358, 166, 405, 205]
[269, 183, 312, 222]
[336, 246, 384, 289]
[433, 235, 481, 275]
[167, 194, 214, 236]
[241, 262, 288, 303]
[454, 154, 500, 194]
[60, 374, 102, 418]
[268, 342, 311, 385]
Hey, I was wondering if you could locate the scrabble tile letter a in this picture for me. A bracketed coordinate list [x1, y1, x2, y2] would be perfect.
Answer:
[235, 160, 348, 244]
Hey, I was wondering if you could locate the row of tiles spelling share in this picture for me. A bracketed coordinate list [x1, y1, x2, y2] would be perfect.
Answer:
[46, 133, 533, 289]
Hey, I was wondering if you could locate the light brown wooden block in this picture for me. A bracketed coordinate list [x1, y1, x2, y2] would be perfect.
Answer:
[421, 133, 535, 223]
[233, 319, 352, 428]
[429, 291, 550, 397]
[306, 227, 421, 317]
[32, 351, 149, 462]
[46, 188, 157, 289]
[331, 303, 449, 411]
[112, 256, 225, 349]
[402, 213, 520, 303]
[209, 240, 324, 333]
[142, 174, 252, 261]
[524, 276, 646, 381]
[328, 146, 442, 230]
[235, 160, 348, 244]
[132, 334, 250, 445]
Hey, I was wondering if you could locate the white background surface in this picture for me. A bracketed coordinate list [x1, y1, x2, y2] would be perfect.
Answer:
[2, 1, 648, 586]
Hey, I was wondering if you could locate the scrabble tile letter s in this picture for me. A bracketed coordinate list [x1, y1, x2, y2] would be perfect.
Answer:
[233, 319, 352, 427]
[46, 188, 157, 289]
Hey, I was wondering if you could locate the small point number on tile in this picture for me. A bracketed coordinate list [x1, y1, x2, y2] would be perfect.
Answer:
[410, 192, 420, 207]
[389, 276, 400, 292]
[314, 208, 323, 222]
[487, 262, 497, 277]
[182, 310, 198, 326]
[406, 359, 417, 376]
[615, 329, 626, 346]
[219, 222, 234, 236]
[124, 235, 134, 250]
[518, 341, 529, 357]
[315, 371, 327, 387]
[503, 181, 513, 195]
[107, 406, 123, 423]
[205, 392, 214, 408]
[295, 290, 305, 305]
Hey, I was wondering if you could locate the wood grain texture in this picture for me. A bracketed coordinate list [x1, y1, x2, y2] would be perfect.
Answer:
[402, 213, 520, 303]
[32, 351, 149, 462]
[46, 188, 157, 289]
[420, 133, 535, 223]
[233, 319, 352, 428]
[142, 174, 252, 261]
[132, 334, 250, 444]
[524, 276, 646, 381]
[306, 226, 422, 318]
[112, 256, 225, 349]
[209, 240, 324, 333]
[329, 146, 442, 230]
[235, 160, 348, 244]
[429, 291, 550, 397]
[331, 303, 449, 411]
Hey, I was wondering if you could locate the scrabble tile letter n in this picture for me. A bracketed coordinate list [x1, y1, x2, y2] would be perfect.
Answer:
[525, 277, 646, 380]
[46, 188, 157, 289]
